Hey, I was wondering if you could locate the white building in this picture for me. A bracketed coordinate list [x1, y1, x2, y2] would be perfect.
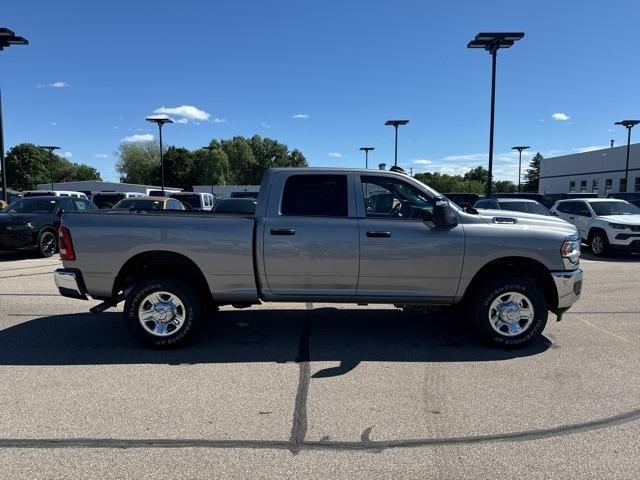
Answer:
[539, 143, 640, 196]
[193, 185, 259, 198]
[36, 180, 182, 196]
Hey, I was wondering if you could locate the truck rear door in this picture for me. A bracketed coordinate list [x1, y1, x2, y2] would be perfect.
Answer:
[262, 173, 359, 296]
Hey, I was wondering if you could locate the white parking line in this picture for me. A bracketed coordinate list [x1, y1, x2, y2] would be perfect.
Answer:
[577, 316, 633, 344]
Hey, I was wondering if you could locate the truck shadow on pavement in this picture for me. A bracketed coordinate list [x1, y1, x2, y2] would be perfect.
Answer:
[0, 307, 550, 368]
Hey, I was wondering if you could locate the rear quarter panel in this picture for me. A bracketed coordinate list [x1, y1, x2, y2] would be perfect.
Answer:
[61, 212, 257, 302]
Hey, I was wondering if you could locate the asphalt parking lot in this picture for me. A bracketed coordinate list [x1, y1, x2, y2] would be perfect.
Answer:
[0, 252, 638, 479]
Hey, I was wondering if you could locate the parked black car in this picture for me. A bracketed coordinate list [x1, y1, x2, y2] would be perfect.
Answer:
[211, 198, 257, 214]
[0, 196, 97, 257]
[607, 192, 640, 208]
[442, 193, 482, 208]
[543, 192, 598, 208]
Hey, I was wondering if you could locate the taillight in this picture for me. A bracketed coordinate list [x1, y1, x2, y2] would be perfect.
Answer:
[58, 226, 76, 261]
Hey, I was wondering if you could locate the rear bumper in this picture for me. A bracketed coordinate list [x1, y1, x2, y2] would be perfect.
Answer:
[54, 268, 88, 300]
[551, 268, 583, 310]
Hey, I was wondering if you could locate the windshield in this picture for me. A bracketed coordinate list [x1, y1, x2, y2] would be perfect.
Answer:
[115, 199, 166, 210]
[172, 195, 202, 208]
[3, 198, 59, 214]
[589, 201, 640, 216]
[212, 199, 257, 213]
[499, 201, 550, 216]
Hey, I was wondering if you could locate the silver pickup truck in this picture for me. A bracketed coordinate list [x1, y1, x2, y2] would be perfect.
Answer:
[54, 168, 583, 348]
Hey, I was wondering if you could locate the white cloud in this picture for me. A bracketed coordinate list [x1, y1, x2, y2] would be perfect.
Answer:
[212, 117, 227, 124]
[328, 152, 342, 158]
[49, 81, 70, 88]
[50, 122, 57, 126]
[61, 151, 72, 158]
[291, 113, 309, 119]
[153, 105, 210, 122]
[439, 165, 474, 176]
[261, 122, 272, 129]
[551, 112, 570, 121]
[608, 129, 615, 132]
[443, 153, 487, 162]
[175, 118, 189, 124]
[573, 145, 608, 153]
[413, 159, 432, 165]
[121, 133, 154, 142]
[94, 154, 108, 158]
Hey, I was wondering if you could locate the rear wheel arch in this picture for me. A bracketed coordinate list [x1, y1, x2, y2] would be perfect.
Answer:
[113, 251, 211, 303]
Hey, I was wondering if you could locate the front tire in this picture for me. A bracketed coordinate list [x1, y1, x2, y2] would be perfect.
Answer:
[124, 277, 201, 348]
[471, 276, 547, 347]
[589, 230, 610, 257]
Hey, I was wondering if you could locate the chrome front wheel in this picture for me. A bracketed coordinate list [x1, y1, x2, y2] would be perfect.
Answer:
[488, 292, 535, 337]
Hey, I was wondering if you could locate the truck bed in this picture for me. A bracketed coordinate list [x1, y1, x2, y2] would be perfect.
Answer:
[61, 210, 258, 302]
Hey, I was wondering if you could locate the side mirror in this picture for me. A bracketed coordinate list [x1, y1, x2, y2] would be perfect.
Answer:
[433, 197, 458, 227]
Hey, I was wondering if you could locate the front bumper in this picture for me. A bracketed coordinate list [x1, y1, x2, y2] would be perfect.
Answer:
[54, 269, 88, 300]
[551, 268, 583, 310]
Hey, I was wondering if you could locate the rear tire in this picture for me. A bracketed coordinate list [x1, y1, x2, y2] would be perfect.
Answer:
[589, 230, 610, 257]
[124, 277, 201, 348]
[37, 229, 58, 258]
[470, 276, 547, 347]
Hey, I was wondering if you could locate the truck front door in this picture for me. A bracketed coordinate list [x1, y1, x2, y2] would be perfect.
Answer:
[262, 173, 359, 296]
[356, 174, 465, 301]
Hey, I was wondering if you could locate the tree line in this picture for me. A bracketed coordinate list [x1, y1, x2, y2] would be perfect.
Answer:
[413, 153, 542, 194]
[115, 135, 308, 190]
[3, 143, 102, 191]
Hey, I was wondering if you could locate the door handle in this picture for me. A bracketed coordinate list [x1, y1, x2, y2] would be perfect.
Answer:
[270, 227, 295, 235]
[366, 231, 391, 238]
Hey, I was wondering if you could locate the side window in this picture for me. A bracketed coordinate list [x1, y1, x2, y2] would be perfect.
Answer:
[281, 175, 348, 217]
[557, 202, 574, 214]
[605, 179, 612, 194]
[73, 199, 87, 210]
[574, 202, 591, 217]
[592, 179, 598, 193]
[569, 181, 576, 193]
[62, 198, 76, 211]
[580, 180, 587, 192]
[361, 175, 433, 220]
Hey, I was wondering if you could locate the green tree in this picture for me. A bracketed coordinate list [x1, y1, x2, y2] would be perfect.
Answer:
[191, 141, 230, 186]
[523, 153, 543, 192]
[115, 142, 160, 185]
[463, 166, 489, 185]
[161, 146, 194, 190]
[4, 143, 101, 191]
[494, 180, 517, 193]
[221, 136, 258, 184]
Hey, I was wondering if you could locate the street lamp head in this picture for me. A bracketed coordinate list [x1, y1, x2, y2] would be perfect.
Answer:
[359, 147, 375, 152]
[468, 32, 524, 51]
[37, 145, 60, 152]
[146, 116, 174, 125]
[511, 145, 530, 151]
[385, 120, 409, 127]
[0, 28, 29, 50]
[615, 120, 640, 128]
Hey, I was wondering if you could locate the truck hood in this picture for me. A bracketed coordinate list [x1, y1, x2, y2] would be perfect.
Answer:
[475, 209, 578, 234]
[598, 214, 640, 225]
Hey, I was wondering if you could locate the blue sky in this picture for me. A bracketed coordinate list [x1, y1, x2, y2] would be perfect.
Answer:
[2, 0, 638, 182]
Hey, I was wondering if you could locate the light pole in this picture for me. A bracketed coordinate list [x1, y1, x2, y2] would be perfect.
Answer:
[202, 145, 216, 195]
[468, 32, 525, 197]
[384, 120, 409, 167]
[37, 146, 60, 190]
[0, 28, 28, 203]
[359, 147, 374, 169]
[614, 120, 640, 192]
[146, 116, 173, 195]
[511, 145, 530, 192]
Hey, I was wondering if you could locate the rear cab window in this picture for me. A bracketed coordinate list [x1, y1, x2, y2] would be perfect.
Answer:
[281, 174, 348, 217]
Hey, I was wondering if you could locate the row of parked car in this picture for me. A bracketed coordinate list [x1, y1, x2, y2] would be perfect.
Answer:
[0, 190, 258, 258]
[443, 192, 640, 257]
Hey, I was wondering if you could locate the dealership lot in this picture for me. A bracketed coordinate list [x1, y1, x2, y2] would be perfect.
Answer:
[0, 252, 638, 479]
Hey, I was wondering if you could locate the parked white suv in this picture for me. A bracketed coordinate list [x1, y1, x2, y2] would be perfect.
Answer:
[551, 198, 640, 256]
